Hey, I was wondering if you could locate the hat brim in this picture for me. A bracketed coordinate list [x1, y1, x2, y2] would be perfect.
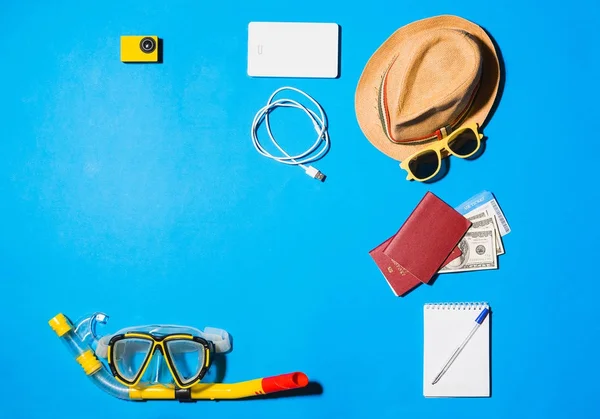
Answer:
[355, 15, 500, 162]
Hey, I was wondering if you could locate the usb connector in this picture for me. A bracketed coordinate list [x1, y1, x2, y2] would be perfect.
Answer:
[305, 166, 326, 182]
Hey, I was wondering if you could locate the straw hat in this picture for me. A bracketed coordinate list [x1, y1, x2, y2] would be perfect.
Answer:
[355, 15, 500, 162]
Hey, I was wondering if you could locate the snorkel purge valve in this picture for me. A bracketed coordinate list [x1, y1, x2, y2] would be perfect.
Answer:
[49, 312, 309, 401]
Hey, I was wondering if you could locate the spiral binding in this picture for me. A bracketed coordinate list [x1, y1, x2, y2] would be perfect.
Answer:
[424, 302, 489, 310]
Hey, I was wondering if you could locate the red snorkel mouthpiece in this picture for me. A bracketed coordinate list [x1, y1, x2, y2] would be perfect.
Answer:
[261, 372, 309, 394]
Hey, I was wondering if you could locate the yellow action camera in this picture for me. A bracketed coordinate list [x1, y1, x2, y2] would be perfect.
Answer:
[120, 36, 159, 63]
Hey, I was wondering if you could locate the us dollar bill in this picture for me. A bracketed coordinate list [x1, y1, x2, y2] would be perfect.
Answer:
[439, 229, 498, 273]
[467, 209, 489, 221]
[469, 215, 505, 255]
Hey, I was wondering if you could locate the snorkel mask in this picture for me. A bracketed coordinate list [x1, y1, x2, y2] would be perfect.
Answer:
[49, 312, 309, 401]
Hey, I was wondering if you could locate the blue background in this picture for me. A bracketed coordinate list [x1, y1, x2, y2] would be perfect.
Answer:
[1, 0, 599, 417]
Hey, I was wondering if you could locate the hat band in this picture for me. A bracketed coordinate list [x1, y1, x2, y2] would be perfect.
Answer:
[377, 60, 480, 144]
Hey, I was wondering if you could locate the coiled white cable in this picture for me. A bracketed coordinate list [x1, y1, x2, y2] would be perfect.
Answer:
[251, 86, 330, 181]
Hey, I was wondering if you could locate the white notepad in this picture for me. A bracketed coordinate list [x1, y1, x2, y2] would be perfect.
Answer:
[423, 303, 490, 397]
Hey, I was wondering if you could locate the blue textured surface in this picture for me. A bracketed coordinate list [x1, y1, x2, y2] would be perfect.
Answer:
[2, 1, 599, 417]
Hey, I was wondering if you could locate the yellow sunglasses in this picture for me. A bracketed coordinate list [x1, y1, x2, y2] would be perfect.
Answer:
[399, 122, 483, 182]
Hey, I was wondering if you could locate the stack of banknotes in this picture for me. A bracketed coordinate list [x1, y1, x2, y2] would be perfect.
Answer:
[439, 191, 511, 273]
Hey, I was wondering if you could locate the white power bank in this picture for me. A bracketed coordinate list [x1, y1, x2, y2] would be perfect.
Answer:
[247, 22, 339, 78]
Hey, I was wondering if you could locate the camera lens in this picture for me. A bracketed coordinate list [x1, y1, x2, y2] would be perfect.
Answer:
[139, 37, 156, 54]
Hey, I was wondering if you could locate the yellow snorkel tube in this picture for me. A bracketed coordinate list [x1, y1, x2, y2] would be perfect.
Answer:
[49, 312, 309, 401]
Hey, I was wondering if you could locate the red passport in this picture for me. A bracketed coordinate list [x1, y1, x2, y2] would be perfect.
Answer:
[370, 237, 462, 296]
[383, 192, 471, 285]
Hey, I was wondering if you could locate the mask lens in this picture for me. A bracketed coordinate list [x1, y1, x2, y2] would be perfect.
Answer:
[112, 338, 153, 382]
[166, 340, 206, 385]
[447, 129, 479, 157]
[408, 150, 440, 180]
[138, 350, 173, 385]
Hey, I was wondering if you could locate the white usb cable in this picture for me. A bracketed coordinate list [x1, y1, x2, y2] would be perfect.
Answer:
[251, 87, 330, 181]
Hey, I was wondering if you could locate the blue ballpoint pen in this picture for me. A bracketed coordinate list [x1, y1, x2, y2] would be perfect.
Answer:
[431, 306, 490, 385]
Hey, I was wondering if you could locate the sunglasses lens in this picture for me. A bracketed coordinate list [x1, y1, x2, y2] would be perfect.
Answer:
[447, 129, 479, 157]
[408, 150, 440, 180]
